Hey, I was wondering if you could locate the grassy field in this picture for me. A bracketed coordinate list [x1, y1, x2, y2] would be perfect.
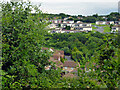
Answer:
[92, 26, 97, 30]
[103, 26, 111, 33]
[91, 23, 96, 25]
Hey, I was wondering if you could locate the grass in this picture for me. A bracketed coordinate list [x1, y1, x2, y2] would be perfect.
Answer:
[91, 23, 111, 33]
[91, 30, 97, 33]
[96, 24, 107, 27]
[103, 26, 111, 33]
[92, 26, 97, 30]
[91, 23, 96, 25]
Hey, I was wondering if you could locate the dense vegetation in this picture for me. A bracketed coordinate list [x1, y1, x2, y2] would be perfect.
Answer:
[1, 1, 120, 89]
[45, 12, 120, 23]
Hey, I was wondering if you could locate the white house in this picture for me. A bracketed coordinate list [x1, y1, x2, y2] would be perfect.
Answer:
[80, 23, 91, 27]
[96, 21, 114, 25]
[74, 27, 92, 31]
[61, 23, 67, 28]
[47, 23, 57, 29]
[76, 21, 83, 23]
[109, 21, 114, 25]
[96, 21, 107, 25]
[63, 20, 74, 24]
[83, 27, 92, 31]
[51, 19, 62, 24]
[111, 25, 120, 33]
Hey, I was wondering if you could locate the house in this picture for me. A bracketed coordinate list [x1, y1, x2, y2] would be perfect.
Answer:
[41, 47, 54, 53]
[109, 21, 114, 25]
[42, 47, 65, 70]
[96, 21, 114, 25]
[61, 23, 67, 28]
[45, 59, 63, 70]
[75, 26, 92, 31]
[111, 25, 120, 33]
[114, 21, 120, 25]
[81, 23, 91, 27]
[76, 21, 83, 24]
[51, 19, 62, 24]
[96, 21, 107, 25]
[53, 50, 64, 61]
[73, 23, 91, 28]
[62, 61, 80, 73]
[64, 17, 69, 20]
[63, 20, 74, 24]
[83, 27, 92, 31]
[47, 23, 58, 29]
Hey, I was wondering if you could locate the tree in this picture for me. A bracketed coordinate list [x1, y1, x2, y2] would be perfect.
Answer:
[62, 47, 70, 55]
[2, 1, 50, 88]
[93, 14, 98, 18]
[110, 24, 113, 31]
[65, 25, 71, 30]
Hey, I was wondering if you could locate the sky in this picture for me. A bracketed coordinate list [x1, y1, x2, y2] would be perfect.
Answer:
[3, 0, 120, 16]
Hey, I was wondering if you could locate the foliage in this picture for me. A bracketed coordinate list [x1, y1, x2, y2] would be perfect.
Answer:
[103, 25, 111, 33]
[1, 1, 120, 89]
[2, 1, 51, 88]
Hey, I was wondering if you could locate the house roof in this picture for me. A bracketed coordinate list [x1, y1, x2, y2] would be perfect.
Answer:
[63, 61, 78, 68]
[71, 68, 78, 73]
[48, 59, 63, 66]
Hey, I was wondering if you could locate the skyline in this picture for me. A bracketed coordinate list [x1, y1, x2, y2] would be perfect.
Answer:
[3, 0, 120, 16]
[39, 2, 118, 16]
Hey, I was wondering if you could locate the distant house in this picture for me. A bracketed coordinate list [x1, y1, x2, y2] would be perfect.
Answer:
[61, 23, 67, 28]
[83, 27, 92, 31]
[111, 25, 120, 33]
[45, 59, 63, 70]
[47, 23, 58, 29]
[96, 21, 107, 25]
[42, 47, 65, 70]
[96, 21, 114, 25]
[53, 50, 64, 61]
[81, 23, 91, 27]
[41, 47, 54, 53]
[114, 21, 120, 25]
[75, 26, 92, 31]
[63, 20, 74, 24]
[76, 21, 83, 23]
[64, 17, 69, 20]
[51, 19, 62, 24]
[109, 21, 114, 25]
[73, 23, 91, 28]
[62, 61, 80, 73]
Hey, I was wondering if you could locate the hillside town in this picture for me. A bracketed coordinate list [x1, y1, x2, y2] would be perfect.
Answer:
[47, 18, 92, 33]
[47, 17, 120, 34]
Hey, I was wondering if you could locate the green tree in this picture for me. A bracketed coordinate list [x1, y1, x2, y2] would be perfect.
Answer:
[2, 1, 50, 88]
[65, 25, 71, 30]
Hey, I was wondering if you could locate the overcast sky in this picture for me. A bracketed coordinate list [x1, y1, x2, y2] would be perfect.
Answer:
[3, 0, 120, 16]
